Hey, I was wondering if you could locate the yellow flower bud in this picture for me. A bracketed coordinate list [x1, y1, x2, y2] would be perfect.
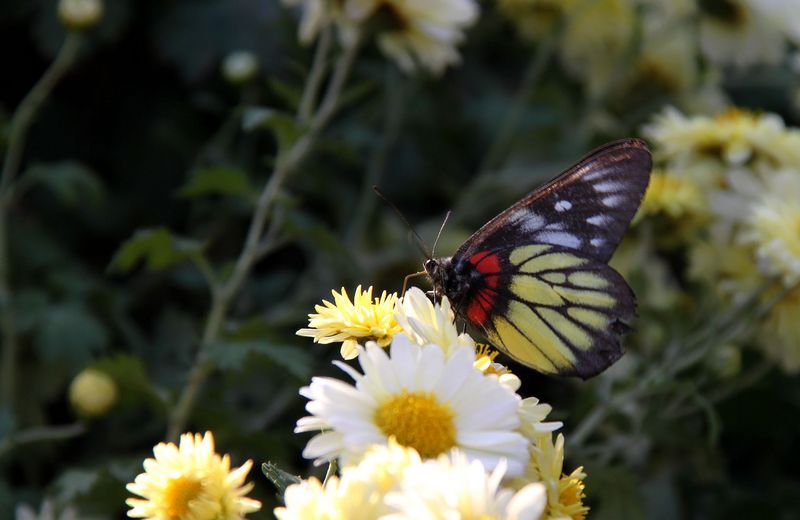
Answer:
[69, 368, 117, 417]
[58, 0, 104, 31]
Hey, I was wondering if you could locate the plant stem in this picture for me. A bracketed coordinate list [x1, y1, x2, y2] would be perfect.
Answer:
[0, 422, 86, 459]
[165, 38, 361, 441]
[0, 33, 82, 409]
[298, 27, 332, 124]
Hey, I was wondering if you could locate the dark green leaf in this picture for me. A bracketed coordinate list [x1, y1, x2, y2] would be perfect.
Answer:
[109, 228, 205, 273]
[53, 468, 99, 502]
[241, 106, 305, 155]
[205, 340, 312, 379]
[22, 161, 105, 206]
[32, 302, 107, 367]
[177, 166, 257, 200]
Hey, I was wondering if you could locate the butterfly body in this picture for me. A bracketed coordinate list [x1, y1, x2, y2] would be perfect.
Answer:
[424, 139, 652, 379]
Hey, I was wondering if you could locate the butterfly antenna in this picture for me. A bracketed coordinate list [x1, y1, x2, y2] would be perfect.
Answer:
[431, 210, 451, 259]
[373, 186, 430, 258]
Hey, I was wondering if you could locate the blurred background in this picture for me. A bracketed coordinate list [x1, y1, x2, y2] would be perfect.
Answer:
[2, 0, 800, 518]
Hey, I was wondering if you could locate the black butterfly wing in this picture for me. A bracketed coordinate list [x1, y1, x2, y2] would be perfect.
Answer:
[444, 139, 651, 378]
[455, 138, 652, 263]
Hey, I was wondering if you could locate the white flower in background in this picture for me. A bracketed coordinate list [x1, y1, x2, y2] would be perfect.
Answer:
[395, 287, 475, 355]
[698, 0, 800, 67]
[518, 397, 562, 440]
[384, 452, 547, 520]
[282, 0, 479, 74]
[16, 500, 80, 520]
[742, 170, 800, 286]
[295, 337, 530, 477]
[275, 440, 421, 519]
[642, 106, 800, 169]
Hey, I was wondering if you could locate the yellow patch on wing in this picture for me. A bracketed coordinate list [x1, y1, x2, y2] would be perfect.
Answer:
[508, 245, 552, 265]
[518, 253, 587, 273]
[553, 285, 616, 308]
[491, 301, 576, 372]
[537, 308, 593, 350]
[510, 276, 564, 307]
[568, 271, 609, 289]
[542, 272, 567, 284]
[567, 307, 608, 329]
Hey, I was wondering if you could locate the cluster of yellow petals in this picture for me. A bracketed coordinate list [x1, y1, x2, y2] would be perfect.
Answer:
[296, 285, 402, 359]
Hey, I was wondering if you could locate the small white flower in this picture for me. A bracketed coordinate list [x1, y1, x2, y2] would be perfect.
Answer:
[395, 287, 475, 356]
[383, 452, 547, 520]
[295, 336, 530, 477]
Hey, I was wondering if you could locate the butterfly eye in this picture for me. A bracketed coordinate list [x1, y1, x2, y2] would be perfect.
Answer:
[424, 259, 437, 275]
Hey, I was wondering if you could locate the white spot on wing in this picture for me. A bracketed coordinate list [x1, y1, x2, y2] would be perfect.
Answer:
[587, 215, 610, 226]
[594, 181, 623, 193]
[509, 210, 546, 232]
[590, 238, 604, 247]
[545, 222, 564, 231]
[584, 167, 610, 181]
[535, 231, 581, 249]
[555, 200, 572, 212]
[602, 195, 625, 207]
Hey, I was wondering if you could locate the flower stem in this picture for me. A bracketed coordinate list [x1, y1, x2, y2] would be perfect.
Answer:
[165, 37, 361, 441]
[0, 33, 82, 410]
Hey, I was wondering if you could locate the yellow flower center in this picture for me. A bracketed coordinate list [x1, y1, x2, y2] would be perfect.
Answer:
[374, 390, 456, 458]
[163, 475, 203, 519]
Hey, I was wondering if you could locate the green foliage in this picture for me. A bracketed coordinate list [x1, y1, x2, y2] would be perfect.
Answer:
[109, 228, 205, 273]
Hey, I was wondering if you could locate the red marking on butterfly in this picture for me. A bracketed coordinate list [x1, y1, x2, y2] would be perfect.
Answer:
[466, 251, 501, 326]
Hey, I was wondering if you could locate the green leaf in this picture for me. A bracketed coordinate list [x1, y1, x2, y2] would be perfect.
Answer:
[22, 161, 105, 206]
[205, 340, 312, 379]
[177, 166, 257, 200]
[53, 468, 99, 502]
[241, 106, 305, 155]
[92, 355, 163, 408]
[109, 228, 205, 273]
[268, 78, 302, 110]
[262, 461, 301, 496]
[33, 302, 108, 368]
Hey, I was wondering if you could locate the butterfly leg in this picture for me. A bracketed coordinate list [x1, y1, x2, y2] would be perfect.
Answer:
[402, 270, 427, 296]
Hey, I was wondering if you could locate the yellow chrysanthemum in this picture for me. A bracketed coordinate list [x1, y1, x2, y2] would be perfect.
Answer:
[126, 432, 261, 520]
[758, 286, 800, 374]
[518, 433, 589, 520]
[643, 106, 800, 168]
[297, 285, 402, 360]
[474, 343, 523, 391]
[639, 169, 706, 220]
[744, 174, 800, 286]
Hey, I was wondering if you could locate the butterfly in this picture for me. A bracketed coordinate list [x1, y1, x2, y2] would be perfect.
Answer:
[424, 138, 652, 379]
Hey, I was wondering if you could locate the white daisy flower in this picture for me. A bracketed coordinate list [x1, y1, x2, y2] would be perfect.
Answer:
[697, 0, 800, 67]
[395, 287, 475, 356]
[282, 0, 479, 74]
[383, 452, 547, 520]
[295, 335, 530, 477]
[742, 169, 800, 286]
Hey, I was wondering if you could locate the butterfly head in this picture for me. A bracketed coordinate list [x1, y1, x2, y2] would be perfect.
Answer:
[424, 257, 450, 301]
